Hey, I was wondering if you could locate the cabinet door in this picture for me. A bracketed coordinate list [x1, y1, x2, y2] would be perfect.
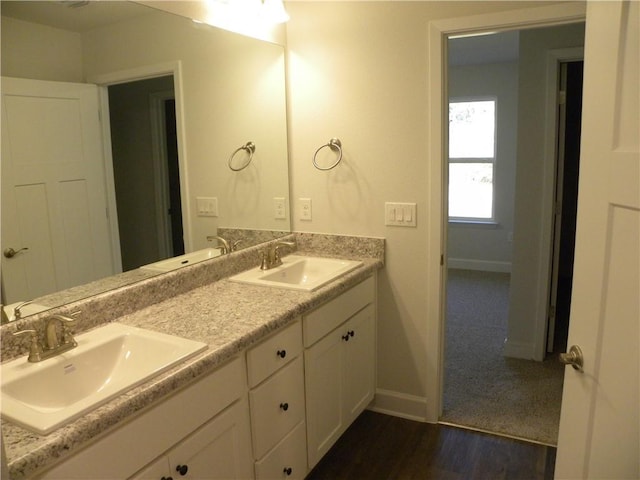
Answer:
[343, 304, 375, 424]
[167, 399, 254, 480]
[304, 329, 344, 469]
[129, 456, 171, 480]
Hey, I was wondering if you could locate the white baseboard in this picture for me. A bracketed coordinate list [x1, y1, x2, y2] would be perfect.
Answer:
[503, 338, 536, 359]
[448, 258, 512, 273]
[368, 389, 428, 422]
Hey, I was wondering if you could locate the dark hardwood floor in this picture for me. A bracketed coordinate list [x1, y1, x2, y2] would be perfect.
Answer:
[306, 411, 556, 480]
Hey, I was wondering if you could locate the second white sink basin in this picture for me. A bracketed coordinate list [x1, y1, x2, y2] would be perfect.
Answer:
[230, 255, 362, 291]
[140, 247, 222, 272]
[1, 323, 207, 434]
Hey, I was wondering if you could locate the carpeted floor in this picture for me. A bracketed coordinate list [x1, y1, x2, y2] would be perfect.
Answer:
[441, 269, 565, 446]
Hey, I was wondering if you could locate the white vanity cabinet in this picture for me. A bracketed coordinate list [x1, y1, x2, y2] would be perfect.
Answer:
[304, 276, 376, 469]
[38, 357, 253, 480]
[246, 320, 308, 480]
[129, 399, 253, 480]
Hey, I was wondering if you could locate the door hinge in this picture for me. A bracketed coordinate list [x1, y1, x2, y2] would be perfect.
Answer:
[549, 305, 556, 320]
[440, 254, 444, 266]
[558, 91, 567, 105]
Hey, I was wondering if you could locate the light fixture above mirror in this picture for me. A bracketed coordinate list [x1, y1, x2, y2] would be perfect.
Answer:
[192, 0, 289, 40]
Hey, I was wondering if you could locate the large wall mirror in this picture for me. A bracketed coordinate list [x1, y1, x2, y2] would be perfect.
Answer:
[1, 1, 290, 318]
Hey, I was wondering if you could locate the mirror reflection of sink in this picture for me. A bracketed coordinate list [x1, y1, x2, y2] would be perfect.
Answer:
[230, 255, 363, 291]
[140, 247, 223, 272]
[1, 323, 207, 435]
[2, 302, 50, 322]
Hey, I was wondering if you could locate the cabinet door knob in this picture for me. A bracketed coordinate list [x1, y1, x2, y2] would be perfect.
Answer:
[279, 402, 289, 411]
[277, 349, 286, 358]
[176, 464, 188, 476]
[283, 467, 293, 476]
[342, 333, 350, 342]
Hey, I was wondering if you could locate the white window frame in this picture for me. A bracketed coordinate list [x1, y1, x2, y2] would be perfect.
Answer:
[448, 96, 498, 223]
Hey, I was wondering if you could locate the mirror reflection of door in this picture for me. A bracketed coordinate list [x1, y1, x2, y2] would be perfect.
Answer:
[1, 77, 115, 304]
[107, 76, 184, 272]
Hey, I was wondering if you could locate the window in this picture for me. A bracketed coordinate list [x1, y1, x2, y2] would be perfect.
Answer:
[448, 99, 496, 221]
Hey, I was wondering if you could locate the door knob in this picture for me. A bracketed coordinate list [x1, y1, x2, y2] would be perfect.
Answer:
[3, 247, 28, 258]
[559, 345, 584, 372]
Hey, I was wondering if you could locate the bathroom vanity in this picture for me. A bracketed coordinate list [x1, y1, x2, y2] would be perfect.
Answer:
[1, 236, 383, 480]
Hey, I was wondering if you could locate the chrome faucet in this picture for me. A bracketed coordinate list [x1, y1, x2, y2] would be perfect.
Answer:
[12, 314, 78, 363]
[260, 240, 296, 270]
[45, 315, 77, 351]
[207, 235, 230, 254]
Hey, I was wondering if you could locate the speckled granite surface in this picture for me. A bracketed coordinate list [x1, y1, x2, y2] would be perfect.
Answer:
[1, 233, 384, 479]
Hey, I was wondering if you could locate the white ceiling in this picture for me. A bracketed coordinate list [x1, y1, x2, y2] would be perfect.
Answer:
[0, 1, 151, 32]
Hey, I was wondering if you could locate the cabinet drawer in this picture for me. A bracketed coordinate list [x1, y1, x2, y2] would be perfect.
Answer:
[247, 320, 302, 387]
[255, 421, 307, 480]
[303, 275, 374, 347]
[250, 356, 305, 459]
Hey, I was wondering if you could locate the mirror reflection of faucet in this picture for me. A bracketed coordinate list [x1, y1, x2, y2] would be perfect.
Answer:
[1, 301, 49, 325]
[206, 235, 230, 254]
[206, 235, 241, 255]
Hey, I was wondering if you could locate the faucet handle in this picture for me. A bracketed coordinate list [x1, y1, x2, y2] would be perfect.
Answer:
[12, 329, 44, 362]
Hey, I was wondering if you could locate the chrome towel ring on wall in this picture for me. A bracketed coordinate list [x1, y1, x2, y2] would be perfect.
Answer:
[228, 141, 256, 171]
[313, 138, 343, 170]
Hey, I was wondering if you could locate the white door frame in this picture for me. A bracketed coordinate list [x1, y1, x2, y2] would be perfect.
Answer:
[88, 61, 193, 254]
[425, 2, 586, 422]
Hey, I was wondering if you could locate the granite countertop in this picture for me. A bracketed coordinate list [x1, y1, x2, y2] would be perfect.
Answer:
[3, 256, 382, 480]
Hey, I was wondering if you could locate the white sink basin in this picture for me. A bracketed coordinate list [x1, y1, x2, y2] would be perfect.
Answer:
[230, 255, 362, 291]
[1, 323, 207, 434]
[140, 247, 222, 272]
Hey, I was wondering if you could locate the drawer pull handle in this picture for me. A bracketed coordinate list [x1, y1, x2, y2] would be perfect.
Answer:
[176, 464, 188, 476]
[283, 467, 293, 476]
[342, 331, 355, 341]
[280, 402, 289, 411]
[277, 349, 287, 358]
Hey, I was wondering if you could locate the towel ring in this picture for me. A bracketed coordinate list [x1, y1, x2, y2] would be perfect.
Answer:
[313, 138, 343, 171]
[228, 142, 256, 171]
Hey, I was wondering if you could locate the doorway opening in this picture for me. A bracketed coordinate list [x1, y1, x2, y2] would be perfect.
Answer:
[107, 75, 184, 271]
[440, 25, 584, 446]
[547, 60, 583, 355]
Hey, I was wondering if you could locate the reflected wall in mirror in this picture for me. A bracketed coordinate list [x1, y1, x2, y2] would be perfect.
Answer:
[0, 1, 290, 316]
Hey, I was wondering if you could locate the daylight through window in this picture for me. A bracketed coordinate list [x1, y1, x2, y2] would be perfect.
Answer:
[448, 99, 496, 220]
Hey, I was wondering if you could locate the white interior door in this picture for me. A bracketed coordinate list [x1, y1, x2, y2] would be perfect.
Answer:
[1, 77, 115, 303]
[555, 2, 639, 478]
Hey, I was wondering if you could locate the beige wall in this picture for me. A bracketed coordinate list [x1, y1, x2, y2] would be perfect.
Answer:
[1, 16, 83, 82]
[285, 1, 570, 417]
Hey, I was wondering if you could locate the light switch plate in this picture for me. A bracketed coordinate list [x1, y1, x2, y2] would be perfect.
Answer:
[299, 198, 312, 221]
[385, 202, 416, 227]
[274, 197, 286, 219]
[196, 197, 218, 217]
